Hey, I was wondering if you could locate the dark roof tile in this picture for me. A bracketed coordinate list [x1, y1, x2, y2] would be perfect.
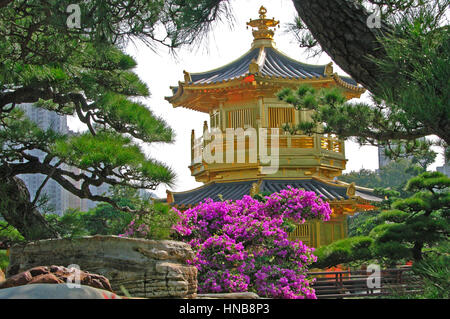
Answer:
[187, 47, 327, 85]
[171, 178, 383, 206]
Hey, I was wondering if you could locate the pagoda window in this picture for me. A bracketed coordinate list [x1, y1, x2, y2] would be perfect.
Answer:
[227, 108, 255, 129]
[210, 109, 221, 128]
[268, 107, 295, 128]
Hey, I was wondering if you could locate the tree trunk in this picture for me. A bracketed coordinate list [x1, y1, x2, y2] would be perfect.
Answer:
[292, 0, 392, 94]
[0, 177, 60, 241]
[412, 242, 423, 262]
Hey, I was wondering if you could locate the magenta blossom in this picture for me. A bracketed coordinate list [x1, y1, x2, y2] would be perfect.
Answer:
[172, 187, 331, 299]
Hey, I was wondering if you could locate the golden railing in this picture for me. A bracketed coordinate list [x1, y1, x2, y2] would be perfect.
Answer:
[321, 137, 342, 153]
[268, 107, 295, 128]
[191, 129, 344, 164]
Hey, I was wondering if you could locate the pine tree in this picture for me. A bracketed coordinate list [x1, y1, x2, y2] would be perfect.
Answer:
[0, 0, 228, 240]
[371, 172, 450, 262]
[314, 172, 450, 268]
[288, 0, 449, 158]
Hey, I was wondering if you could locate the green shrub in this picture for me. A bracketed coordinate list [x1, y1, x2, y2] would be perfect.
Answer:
[413, 246, 450, 299]
[45, 205, 134, 238]
[378, 209, 409, 223]
[347, 210, 381, 237]
[120, 202, 179, 240]
[0, 250, 8, 272]
[0, 220, 25, 242]
[313, 236, 373, 268]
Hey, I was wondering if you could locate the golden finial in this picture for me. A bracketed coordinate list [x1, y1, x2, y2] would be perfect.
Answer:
[246, 6, 280, 40]
[258, 6, 267, 19]
[324, 62, 334, 76]
[183, 70, 191, 83]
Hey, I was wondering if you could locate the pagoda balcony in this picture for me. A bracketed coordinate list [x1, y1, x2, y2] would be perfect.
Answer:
[189, 127, 346, 181]
[191, 129, 344, 160]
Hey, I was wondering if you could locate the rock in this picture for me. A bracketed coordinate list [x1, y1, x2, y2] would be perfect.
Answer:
[29, 274, 63, 285]
[7, 236, 197, 298]
[0, 265, 112, 291]
[2, 270, 32, 288]
[0, 269, 5, 283]
[196, 292, 261, 299]
[0, 283, 122, 299]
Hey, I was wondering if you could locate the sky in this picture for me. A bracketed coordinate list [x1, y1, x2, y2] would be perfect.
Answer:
[68, 0, 444, 198]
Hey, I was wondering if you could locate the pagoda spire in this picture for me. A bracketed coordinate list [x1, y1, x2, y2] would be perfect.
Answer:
[247, 6, 280, 46]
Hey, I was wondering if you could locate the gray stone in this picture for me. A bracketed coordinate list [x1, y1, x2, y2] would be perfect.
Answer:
[0, 283, 122, 299]
[7, 236, 197, 298]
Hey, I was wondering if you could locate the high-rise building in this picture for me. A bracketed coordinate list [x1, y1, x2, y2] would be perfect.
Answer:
[17, 103, 109, 215]
[436, 164, 450, 177]
[378, 145, 392, 169]
[436, 153, 450, 177]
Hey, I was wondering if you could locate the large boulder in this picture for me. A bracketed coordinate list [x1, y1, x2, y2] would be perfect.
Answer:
[7, 236, 197, 298]
[0, 269, 4, 283]
[0, 283, 122, 299]
[0, 265, 112, 291]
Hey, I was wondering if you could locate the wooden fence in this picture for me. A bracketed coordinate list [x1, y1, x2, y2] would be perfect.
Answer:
[309, 266, 423, 298]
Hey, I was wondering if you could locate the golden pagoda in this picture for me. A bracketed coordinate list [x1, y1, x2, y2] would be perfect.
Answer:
[166, 6, 381, 248]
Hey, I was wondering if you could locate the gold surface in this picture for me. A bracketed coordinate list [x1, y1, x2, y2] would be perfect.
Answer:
[246, 6, 280, 40]
[166, 6, 376, 250]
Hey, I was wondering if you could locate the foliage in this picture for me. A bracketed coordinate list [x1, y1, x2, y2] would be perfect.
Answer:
[46, 201, 177, 240]
[45, 211, 89, 238]
[412, 253, 450, 299]
[0, 250, 8, 272]
[0, 220, 16, 272]
[173, 187, 332, 299]
[280, 0, 449, 162]
[347, 210, 381, 237]
[341, 158, 427, 188]
[0, 220, 25, 243]
[0, 5, 178, 203]
[343, 160, 427, 240]
[315, 172, 450, 268]
[339, 169, 384, 190]
[277, 81, 444, 161]
[371, 172, 450, 261]
[289, 0, 440, 56]
[119, 202, 179, 240]
[312, 236, 374, 269]
[44, 186, 177, 240]
[0, 0, 234, 239]
[373, 3, 450, 150]
[45, 204, 135, 239]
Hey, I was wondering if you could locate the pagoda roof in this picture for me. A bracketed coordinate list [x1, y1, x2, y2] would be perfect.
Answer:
[166, 45, 365, 108]
[167, 177, 382, 207]
[166, 6, 365, 111]
[189, 47, 331, 84]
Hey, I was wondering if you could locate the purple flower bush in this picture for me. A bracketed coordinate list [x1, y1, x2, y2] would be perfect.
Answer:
[172, 186, 331, 299]
[119, 216, 150, 238]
